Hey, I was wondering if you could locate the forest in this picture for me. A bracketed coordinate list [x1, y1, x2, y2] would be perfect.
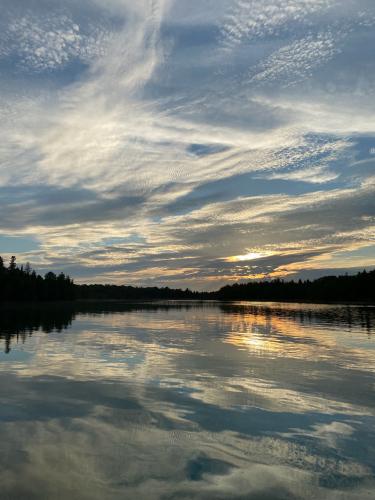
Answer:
[0, 255, 374, 303]
[0, 256, 75, 301]
[215, 270, 375, 303]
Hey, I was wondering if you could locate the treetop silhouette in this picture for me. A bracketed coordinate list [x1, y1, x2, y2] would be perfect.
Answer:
[0, 255, 374, 303]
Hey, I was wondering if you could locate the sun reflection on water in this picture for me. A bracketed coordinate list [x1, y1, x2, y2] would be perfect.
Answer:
[0, 302, 374, 499]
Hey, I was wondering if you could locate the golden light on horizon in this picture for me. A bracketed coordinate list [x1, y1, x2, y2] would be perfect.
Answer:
[226, 251, 272, 263]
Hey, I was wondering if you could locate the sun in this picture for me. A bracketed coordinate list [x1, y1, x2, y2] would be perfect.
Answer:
[226, 252, 271, 263]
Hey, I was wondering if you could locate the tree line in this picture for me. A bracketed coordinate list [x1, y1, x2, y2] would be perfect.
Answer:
[77, 270, 374, 302]
[0, 256, 75, 301]
[77, 284, 202, 301]
[0, 255, 374, 303]
[214, 270, 375, 303]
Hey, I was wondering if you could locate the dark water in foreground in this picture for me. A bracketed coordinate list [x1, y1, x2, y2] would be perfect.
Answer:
[0, 301, 374, 500]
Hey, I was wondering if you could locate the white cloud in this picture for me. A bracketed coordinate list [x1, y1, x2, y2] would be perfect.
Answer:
[220, 0, 336, 50]
[1, 13, 111, 71]
[249, 31, 340, 87]
[259, 165, 339, 184]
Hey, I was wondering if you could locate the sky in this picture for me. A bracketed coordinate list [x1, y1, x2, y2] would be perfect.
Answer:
[0, 0, 374, 289]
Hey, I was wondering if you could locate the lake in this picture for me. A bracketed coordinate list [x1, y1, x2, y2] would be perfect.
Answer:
[0, 301, 374, 499]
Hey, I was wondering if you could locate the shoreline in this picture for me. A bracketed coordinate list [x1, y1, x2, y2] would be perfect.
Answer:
[1, 298, 375, 307]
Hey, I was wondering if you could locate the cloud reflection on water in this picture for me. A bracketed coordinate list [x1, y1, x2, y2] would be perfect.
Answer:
[0, 301, 374, 499]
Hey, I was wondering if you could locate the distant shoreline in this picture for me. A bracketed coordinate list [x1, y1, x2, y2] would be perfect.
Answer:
[1, 298, 374, 307]
[1, 257, 374, 304]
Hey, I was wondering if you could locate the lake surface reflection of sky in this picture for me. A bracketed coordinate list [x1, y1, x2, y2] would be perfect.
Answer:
[0, 301, 374, 499]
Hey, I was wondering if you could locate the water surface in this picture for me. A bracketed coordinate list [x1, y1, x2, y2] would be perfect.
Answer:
[0, 301, 374, 499]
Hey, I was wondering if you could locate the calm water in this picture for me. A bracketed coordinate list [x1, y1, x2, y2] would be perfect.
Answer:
[0, 301, 374, 500]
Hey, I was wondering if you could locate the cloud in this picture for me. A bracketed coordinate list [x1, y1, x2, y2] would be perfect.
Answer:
[0, 10, 113, 72]
[258, 165, 339, 184]
[8, 177, 371, 289]
[249, 31, 340, 87]
[220, 0, 336, 50]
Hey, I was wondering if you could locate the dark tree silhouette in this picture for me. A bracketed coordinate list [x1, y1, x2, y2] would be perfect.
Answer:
[0, 256, 75, 302]
[214, 270, 375, 303]
[76, 283, 203, 301]
[0, 255, 374, 303]
[75, 270, 375, 302]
